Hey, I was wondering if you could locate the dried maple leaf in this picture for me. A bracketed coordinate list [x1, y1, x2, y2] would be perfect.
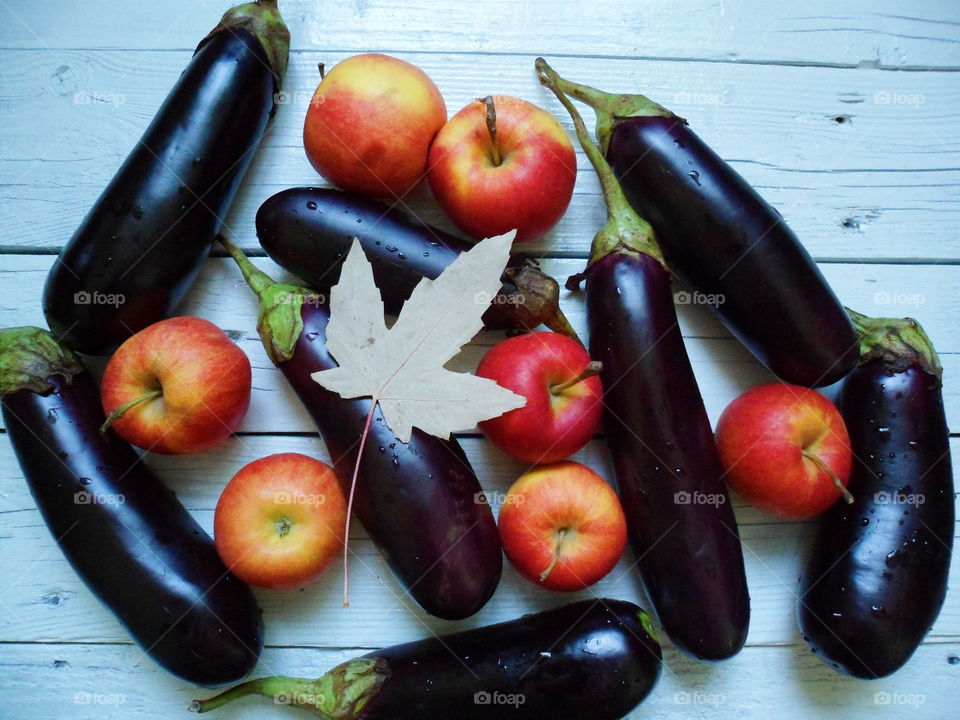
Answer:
[312, 231, 526, 442]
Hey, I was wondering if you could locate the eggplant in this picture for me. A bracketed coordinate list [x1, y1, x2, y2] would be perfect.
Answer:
[43, 0, 289, 355]
[537, 60, 749, 661]
[255, 187, 577, 338]
[0, 327, 262, 686]
[798, 310, 953, 678]
[541, 65, 858, 388]
[219, 238, 502, 620]
[191, 599, 662, 719]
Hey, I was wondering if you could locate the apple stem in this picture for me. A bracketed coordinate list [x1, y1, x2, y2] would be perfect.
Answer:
[802, 451, 854, 504]
[539, 527, 569, 583]
[550, 361, 603, 395]
[99, 389, 163, 434]
[343, 397, 379, 607]
[480, 95, 502, 167]
[318, 62, 325, 79]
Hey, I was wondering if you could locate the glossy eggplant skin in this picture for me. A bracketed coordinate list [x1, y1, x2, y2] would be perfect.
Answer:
[255, 187, 569, 335]
[585, 252, 749, 661]
[606, 117, 858, 387]
[360, 599, 661, 720]
[1, 373, 262, 686]
[278, 302, 502, 620]
[43, 28, 277, 355]
[798, 360, 953, 678]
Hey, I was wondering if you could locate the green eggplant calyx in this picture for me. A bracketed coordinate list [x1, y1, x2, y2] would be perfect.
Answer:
[219, 236, 310, 366]
[0, 326, 86, 396]
[201, 0, 291, 94]
[847, 308, 942, 379]
[189, 658, 390, 718]
[638, 609, 659, 645]
[535, 58, 664, 269]
[532, 60, 678, 153]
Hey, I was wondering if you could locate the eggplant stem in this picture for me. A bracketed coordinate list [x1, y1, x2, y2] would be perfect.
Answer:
[99, 389, 162, 434]
[550, 361, 603, 395]
[219, 235, 273, 296]
[846, 307, 942, 379]
[535, 58, 663, 267]
[543, 307, 581, 344]
[539, 527, 569, 582]
[480, 96, 502, 166]
[803, 451, 854, 504]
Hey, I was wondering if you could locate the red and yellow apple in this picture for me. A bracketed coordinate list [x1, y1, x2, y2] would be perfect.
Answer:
[303, 53, 446, 198]
[715, 383, 853, 519]
[427, 96, 576, 242]
[476, 332, 602, 464]
[100, 316, 251, 454]
[498, 461, 627, 591]
[214, 453, 347, 590]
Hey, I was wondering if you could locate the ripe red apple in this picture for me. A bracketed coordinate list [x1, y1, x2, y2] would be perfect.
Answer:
[715, 383, 853, 519]
[100, 317, 250, 454]
[303, 53, 446, 198]
[498, 461, 627, 591]
[427, 95, 576, 242]
[476, 332, 602, 464]
[214, 453, 347, 590]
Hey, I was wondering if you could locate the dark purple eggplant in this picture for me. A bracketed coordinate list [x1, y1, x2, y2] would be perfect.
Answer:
[0, 327, 262, 686]
[540, 65, 858, 388]
[798, 310, 953, 678]
[255, 186, 577, 338]
[191, 599, 662, 719]
[537, 60, 749, 661]
[43, 0, 289, 355]
[219, 238, 501, 620]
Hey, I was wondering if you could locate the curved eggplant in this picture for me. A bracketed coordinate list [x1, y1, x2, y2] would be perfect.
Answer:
[543, 65, 858, 387]
[220, 239, 502, 620]
[798, 311, 953, 678]
[537, 59, 749, 661]
[191, 599, 662, 719]
[43, 0, 289, 355]
[255, 187, 577, 338]
[0, 327, 262, 686]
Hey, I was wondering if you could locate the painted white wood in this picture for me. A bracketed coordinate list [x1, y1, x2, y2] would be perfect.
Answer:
[1, 1, 958, 718]
[1, 255, 957, 433]
[2, 0, 958, 68]
[2, 50, 959, 259]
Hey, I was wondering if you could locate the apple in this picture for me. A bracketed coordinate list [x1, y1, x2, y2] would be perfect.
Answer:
[715, 383, 853, 519]
[303, 53, 446, 198]
[214, 453, 347, 590]
[476, 332, 602, 464]
[100, 316, 251, 454]
[497, 461, 627, 591]
[427, 95, 576, 242]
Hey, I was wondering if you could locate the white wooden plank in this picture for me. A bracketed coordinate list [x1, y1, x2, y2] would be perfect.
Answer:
[1, 254, 957, 433]
[0, 639, 957, 720]
[1, 0, 958, 68]
[1, 433, 958, 649]
[1, 51, 959, 259]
